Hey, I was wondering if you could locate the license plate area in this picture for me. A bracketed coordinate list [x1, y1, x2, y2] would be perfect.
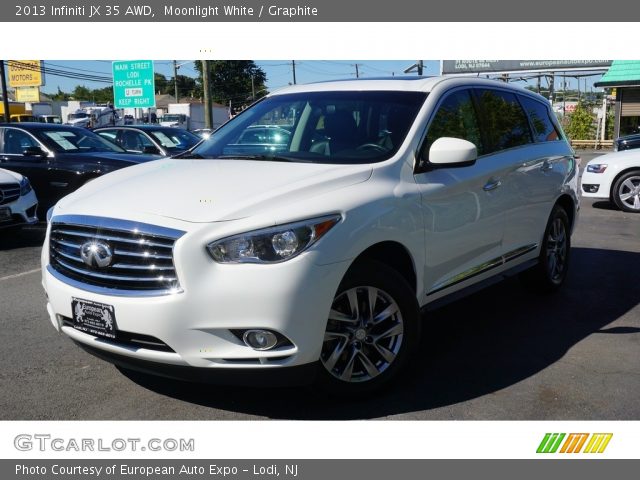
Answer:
[71, 298, 117, 340]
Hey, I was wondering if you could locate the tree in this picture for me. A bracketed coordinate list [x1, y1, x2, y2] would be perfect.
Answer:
[194, 61, 267, 108]
[71, 85, 92, 100]
[565, 102, 596, 140]
[154, 73, 169, 95]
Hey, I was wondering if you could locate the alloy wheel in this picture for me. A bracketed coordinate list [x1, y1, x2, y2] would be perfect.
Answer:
[617, 175, 640, 211]
[321, 286, 404, 383]
[546, 217, 567, 282]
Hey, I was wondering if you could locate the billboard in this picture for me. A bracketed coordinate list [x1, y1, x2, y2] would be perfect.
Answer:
[15, 86, 40, 102]
[8, 60, 44, 87]
[442, 60, 612, 75]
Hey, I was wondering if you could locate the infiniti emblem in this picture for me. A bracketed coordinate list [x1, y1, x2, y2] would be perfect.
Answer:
[80, 241, 113, 268]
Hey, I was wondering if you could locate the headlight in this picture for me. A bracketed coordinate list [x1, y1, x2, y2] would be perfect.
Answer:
[19, 177, 32, 196]
[207, 214, 341, 264]
[586, 164, 608, 173]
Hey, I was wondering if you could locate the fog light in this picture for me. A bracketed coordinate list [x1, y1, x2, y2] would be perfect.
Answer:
[582, 184, 599, 193]
[243, 330, 278, 351]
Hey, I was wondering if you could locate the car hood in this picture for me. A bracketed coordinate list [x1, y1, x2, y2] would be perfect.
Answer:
[55, 158, 373, 223]
[0, 167, 23, 183]
[587, 149, 640, 165]
[56, 151, 161, 164]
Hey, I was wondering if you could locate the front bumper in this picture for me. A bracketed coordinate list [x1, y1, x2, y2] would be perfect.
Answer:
[580, 170, 608, 199]
[42, 231, 350, 373]
[0, 190, 38, 229]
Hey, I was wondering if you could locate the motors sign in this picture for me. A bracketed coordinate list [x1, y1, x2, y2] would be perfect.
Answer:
[8, 60, 44, 87]
[112, 60, 156, 108]
[442, 60, 613, 74]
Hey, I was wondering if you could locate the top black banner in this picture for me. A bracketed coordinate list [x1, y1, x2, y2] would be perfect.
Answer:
[8, 0, 640, 21]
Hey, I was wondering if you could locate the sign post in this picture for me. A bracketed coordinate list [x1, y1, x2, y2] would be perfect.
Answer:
[112, 60, 156, 109]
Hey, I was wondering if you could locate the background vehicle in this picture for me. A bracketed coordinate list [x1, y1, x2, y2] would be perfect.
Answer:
[0, 167, 38, 229]
[582, 149, 640, 212]
[192, 128, 214, 140]
[95, 126, 201, 156]
[0, 123, 161, 215]
[10, 114, 37, 123]
[66, 106, 123, 129]
[614, 133, 640, 152]
[43, 77, 578, 395]
[159, 103, 228, 130]
[37, 115, 62, 124]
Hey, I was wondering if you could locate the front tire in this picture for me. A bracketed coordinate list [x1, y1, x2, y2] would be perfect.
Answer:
[520, 205, 571, 293]
[317, 260, 420, 395]
[612, 170, 640, 213]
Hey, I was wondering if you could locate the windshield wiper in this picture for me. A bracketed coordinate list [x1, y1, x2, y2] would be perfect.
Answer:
[217, 154, 306, 163]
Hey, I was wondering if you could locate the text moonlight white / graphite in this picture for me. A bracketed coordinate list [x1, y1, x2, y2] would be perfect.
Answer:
[164, 5, 319, 18]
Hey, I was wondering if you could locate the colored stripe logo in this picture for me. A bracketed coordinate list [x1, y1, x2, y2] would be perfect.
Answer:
[537, 433, 612, 453]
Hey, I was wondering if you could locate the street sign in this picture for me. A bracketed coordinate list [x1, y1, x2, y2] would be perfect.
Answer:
[112, 60, 156, 108]
[15, 86, 40, 102]
[8, 60, 44, 87]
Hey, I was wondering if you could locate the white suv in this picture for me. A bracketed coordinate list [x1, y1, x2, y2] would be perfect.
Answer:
[42, 77, 578, 394]
[0, 168, 38, 229]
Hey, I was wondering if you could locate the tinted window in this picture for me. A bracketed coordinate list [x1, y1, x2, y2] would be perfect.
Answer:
[424, 89, 483, 158]
[476, 89, 532, 152]
[1, 128, 40, 154]
[34, 128, 126, 153]
[518, 95, 560, 143]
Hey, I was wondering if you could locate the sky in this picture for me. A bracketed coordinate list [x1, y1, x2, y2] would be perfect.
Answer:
[39, 60, 603, 95]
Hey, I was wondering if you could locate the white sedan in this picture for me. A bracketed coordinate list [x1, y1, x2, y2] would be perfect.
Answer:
[581, 149, 640, 212]
[0, 168, 38, 229]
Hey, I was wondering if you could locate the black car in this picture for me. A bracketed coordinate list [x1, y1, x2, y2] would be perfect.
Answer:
[614, 133, 640, 151]
[94, 125, 201, 157]
[0, 123, 162, 214]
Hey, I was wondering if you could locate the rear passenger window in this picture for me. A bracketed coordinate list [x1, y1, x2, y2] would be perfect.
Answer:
[476, 89, 532, 152]
[518, 95, 560, 142]
[424, 89, 483, 159]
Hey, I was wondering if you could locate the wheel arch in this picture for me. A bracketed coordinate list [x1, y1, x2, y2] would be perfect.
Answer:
[348, 241, 418, 296]
[555, 193, 577, 233]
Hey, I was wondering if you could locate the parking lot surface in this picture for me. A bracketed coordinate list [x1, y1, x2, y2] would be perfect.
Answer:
[1, 152, 638, 420]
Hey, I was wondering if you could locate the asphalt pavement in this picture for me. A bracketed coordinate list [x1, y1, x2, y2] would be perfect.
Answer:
[1, 151, 638, 420]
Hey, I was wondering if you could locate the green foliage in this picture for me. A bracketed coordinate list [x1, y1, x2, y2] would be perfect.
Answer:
[606, 110, 615, 140]
[564, 102, 596, 140]
[194, 60, 268, 108]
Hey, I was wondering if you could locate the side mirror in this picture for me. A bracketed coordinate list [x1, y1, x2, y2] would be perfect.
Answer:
[142, 146, 160, 155]
[22, 146, 48, 158]
[428, 137, 477, 167]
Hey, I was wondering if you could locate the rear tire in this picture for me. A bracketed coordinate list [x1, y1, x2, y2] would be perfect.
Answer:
[612, 170, 640, 213]
[520, 205, 571, 293]
[316, 260, 421, 396]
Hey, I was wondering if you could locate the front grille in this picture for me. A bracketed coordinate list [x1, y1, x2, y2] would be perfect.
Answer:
[0, 183, 20, 205]
[49, 216, 184, 294]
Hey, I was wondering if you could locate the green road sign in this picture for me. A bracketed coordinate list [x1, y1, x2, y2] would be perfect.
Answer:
[112, 60, 156, 108]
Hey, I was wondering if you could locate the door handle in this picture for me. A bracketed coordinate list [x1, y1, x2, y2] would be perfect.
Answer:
[483, 178, 502, 192]
[541, 160, 554, 172]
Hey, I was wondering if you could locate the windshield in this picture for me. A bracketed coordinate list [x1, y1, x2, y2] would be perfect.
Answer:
[161, 115, 182, 122]
[35, 128, 127, 153]
[148, 128, 200, 152]
[192, 90, 427, 164]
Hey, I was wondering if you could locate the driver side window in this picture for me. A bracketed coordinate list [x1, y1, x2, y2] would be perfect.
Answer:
[421, 89, 483, 166]
[2, 128, 39, 155]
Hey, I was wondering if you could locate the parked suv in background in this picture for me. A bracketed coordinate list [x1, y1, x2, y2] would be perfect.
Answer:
[613, 133, 640, 152]
[43, 77, 578, 395]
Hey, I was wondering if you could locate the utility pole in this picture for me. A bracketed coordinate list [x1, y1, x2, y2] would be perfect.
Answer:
[0, 61, 10, 122]
[536, 75, 541, 94]
[202, 60, 213, 129]
[354, 64, 360, 78]
[291, 60, 297, 85]
[173, 60, 179, 103]
[417, 60, 423, 76]
[251, 74, 255, 101]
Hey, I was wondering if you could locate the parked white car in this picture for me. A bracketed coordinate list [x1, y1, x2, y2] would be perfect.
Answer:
[581, 149, 640, 212]
[42, 77, 579, 394]
[0, 168, 38, 229]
